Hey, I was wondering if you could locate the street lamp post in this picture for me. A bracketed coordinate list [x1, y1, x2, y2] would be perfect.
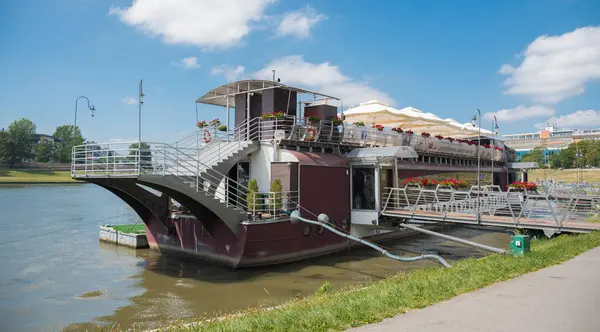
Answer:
[491, 116, 499, 186]
[74, 96, 96, 140]
[139, 79, 144, 144]
[472, 109, 482, 224]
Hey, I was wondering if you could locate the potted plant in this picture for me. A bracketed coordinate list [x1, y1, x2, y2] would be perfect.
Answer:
[421, 132, 431, 138]
[328, 116, 343, 126]
[445, 137, 455, 142]
[246, 179, 260, 218]
[274, 110, 286, 119]
[218, 125, 227, 132]
[420, 177, 439, 189]
[353, 121, 365, 127]
[405, 130, 414, 135]
[308, 116, 321, 124]
[209, 118, 221, 128]
[402, 178, 421, 187]
[391, 127, 403, 133]
[270, 179, 282, 214]
[196, 120, 207, 128]
[372, 124, 384, 131]
[509, 181, 538, 193]
[325, 116, 343, 142]
[435, 135, 444, 140]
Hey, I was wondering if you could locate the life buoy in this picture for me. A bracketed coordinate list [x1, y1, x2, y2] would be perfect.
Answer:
[203, 130, 211, 143]
[306, 128, 317, 141]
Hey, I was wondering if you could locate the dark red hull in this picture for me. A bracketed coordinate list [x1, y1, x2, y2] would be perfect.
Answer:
[143, 215, 428, 268]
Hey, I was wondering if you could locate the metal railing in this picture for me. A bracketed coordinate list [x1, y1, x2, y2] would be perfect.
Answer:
[381, 184, 599, 228]
[247, 191, 299, 221]
[71, 141, 299, 221]
[172, 115, 508, 161]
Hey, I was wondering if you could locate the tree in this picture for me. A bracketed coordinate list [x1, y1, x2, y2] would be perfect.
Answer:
[129, 142, 153, 171]
[53, 125, 84, 163]
[0, 118, 36, 168]
[0, 129, 10, 164]
[547, 140, 600, 169]
[520, 146, 545, 166]
[35, 141, 58, 162]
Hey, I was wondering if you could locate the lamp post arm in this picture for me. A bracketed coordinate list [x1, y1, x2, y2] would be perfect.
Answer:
[74, 96, 96, 140]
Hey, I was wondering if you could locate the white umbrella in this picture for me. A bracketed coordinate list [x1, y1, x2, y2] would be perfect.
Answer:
[341, 100, 493, 137]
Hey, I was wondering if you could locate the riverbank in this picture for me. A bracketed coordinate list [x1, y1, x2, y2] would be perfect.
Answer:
[529, 168, 600, 183]
[0, 170, 79, 184]
[349, 244, 600, 331]
[158, 231, 600, 332]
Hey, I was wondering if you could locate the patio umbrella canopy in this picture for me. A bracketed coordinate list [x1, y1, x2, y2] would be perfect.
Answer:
[341, 100, 493, 138]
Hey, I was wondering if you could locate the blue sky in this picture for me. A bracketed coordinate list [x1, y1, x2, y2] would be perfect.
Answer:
[1, 0, 599, 143]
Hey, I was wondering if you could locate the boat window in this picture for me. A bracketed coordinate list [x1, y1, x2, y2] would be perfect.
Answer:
[352, 167, 376, 210]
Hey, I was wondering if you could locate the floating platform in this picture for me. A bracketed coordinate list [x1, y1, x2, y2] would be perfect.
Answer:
[99, 225, 149, 249]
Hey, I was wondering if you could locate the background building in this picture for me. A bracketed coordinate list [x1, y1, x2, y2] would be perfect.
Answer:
[503, 124, 600, 163]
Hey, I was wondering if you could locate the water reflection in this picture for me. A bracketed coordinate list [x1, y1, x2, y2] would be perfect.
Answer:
[78, 226, 511, 331]
[0, 185, 511, 332]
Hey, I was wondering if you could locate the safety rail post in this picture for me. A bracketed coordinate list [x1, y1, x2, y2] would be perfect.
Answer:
[175, 142, 179, 175]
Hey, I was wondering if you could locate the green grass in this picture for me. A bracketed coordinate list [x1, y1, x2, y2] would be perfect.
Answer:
[109, 224, 146, 234]
[587, 216, 600, 223]
[0, 170, 77, 183]
[159, 231, 600, 332]
[529, 169, 600, 183]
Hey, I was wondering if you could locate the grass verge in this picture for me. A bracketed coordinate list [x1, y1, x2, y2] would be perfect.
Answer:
[162, 231, 600, 332]
[0, 170, 77, 183]
[529, 168, 600, 183]
[109, 224, 146, 234]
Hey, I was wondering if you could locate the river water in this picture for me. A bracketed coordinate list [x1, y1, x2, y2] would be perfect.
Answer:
[0, 184, 511, 331]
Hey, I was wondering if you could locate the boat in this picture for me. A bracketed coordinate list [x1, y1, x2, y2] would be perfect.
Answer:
[71, 80, 517, 268]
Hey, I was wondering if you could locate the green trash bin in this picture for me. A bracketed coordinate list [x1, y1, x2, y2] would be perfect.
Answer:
[510, 234, 530, 256]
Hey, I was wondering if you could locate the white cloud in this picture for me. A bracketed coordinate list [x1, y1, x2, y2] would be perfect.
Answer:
[211, 64, 246, 81]
[483, 105, 555, 122]
[121, 96, 137, 105]
[536, 109, 600, 129]
[253, 55, 394, 106]
[108, 138, 136, 143]
[498, 26, 600, 103]
[276, 6, 326, 39]
[109, 0, 276, 49]
[172, 56, 200, 69]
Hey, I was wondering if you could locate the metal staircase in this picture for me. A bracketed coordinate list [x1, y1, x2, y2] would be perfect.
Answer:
[71, 119, 266, 234]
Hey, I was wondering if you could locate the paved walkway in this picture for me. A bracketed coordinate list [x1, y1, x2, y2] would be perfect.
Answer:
[349, 246, 600, 332]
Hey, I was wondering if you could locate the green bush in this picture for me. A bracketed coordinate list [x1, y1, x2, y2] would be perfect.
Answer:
[246, 179, 259, 213]
[270, 179, 282, 212]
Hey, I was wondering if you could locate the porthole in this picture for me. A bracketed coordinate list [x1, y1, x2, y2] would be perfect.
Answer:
[317, 225, 324, 234]
[302, 224, 311, 236]
[340, 219, 349, 230]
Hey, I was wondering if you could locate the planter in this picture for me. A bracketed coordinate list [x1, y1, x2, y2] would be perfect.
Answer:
[99, 225, 148, 249]
[260, 120, 277, 140]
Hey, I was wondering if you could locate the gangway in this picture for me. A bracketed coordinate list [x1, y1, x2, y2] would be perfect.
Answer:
[381, 185, 600, 234]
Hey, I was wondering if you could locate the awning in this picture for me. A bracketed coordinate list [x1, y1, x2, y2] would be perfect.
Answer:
[345, 146, 418, 163]
[341, 100, 493, 138]
[507, 162, 539, 170]
[196, 79, 340, 107]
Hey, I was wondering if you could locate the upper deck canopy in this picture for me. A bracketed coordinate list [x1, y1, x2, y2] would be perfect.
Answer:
[341, 100, 493, 138]
[196, 79, 340, 108]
